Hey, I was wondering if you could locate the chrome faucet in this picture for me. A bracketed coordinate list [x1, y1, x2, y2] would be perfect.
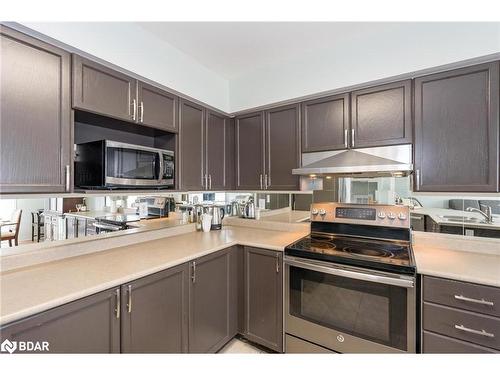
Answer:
[466, 205, 493, 224]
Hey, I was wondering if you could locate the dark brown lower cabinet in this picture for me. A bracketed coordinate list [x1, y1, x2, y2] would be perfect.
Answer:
[243, 247, 283, 352]
[121, 264, 189, 353]
[0, 288, 120, 353]
[188, 247, 238, 353]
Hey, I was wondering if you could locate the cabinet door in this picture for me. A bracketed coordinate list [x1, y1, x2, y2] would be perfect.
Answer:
[265, 104, 300, 190]
[137, 81, 178, 132]
[121, 263, 189, 353]
[205, 111, 231, 190]
[0, 288, 120, 353]
[235, 112, 265, 190]
[351, 80, 412, 148]
[179, 99, 205, 190]
[244, 247, 283, 352]
[72, 54, 136, 122]
[301, 93, 349, 152]
[414, 63, 499, 192]
[189, 248, 234, 353]
[0, 26, 71, 193]
[225, 118, 236, 190]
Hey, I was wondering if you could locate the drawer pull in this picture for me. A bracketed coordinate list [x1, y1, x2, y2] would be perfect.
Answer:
[454, 324, 495, 338]
[454, 294, 494, 306]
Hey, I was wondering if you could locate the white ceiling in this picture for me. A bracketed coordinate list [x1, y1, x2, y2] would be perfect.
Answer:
[137, 22, 407, 79]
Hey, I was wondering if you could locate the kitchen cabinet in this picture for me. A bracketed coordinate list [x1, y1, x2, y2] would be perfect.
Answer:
[301, 93, 350, 152]
[121, 264, 189, 353]
[0, 26, 71, 193]
[188, 247, 237, 353]
[179, 99, 205, 191]
[236, 105, 300, 191]
[265, 104, 301, 190]
[73, 55, 179, 132]
[73, 55, 136, 122]
[243, 247, 283, 352]
[235, 111, 266, 190]
[414, 62, 499, 192]
[351, 80, 412, 148]
[204, 110, 234, 190]
[421, 275, 500, 353]
[137, 81, 178, 132]
[0, 288, 120, 353]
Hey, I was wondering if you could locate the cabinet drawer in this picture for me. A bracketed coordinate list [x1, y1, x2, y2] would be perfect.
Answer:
[423, 331, 498, 353]
[423, 302, 500, 350]
[423, 276, 500, 317]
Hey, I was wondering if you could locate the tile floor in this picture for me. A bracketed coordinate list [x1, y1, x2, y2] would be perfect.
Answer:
[219, 338, 268, 354]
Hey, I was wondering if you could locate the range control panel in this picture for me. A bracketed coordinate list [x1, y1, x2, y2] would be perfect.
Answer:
[310, 202, 410, 229]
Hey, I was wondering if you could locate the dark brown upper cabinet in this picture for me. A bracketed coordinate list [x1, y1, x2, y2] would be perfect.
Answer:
[265, 104, 300, 190]
[72, 54, 136, 122]
[243, 247, 283, 352]
[235, 112, 266, 190]
[0, 287, 120, 353]
[137, 81, 178, 132]
[188, 248, 235, 353]
[0, 26, 71, 194]
[351, 80, 412, 148]
[179, 99, 205, 191]
[120, 264, 189, 353]
[301, 93, 350, 152]
[204, 111, 234, 190]
[73, 55, 179, 132]
[414, 62, 499, 192]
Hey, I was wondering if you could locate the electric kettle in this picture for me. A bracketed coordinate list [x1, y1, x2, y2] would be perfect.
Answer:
[210, 206, 225, 230]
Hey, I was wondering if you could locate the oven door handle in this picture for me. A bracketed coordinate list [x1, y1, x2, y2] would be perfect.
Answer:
[158, 152, 164, 183]
[285, 257, 414, 288]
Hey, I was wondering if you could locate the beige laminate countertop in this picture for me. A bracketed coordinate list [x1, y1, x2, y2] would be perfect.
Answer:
[0, 226, 307, 326]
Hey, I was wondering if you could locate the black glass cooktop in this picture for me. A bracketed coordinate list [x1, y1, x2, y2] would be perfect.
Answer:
[285, 233, 415, 274]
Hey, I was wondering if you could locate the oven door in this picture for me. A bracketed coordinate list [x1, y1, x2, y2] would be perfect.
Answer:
[285, 256, 416, 353]
[104, 141, 162, 186]
[160, 151, 175, 187]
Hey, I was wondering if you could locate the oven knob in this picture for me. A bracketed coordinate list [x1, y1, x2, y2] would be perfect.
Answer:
[311, 208, 319, 216]
[398, 213, 407, 220]
[377, 212, 386, 219]
[318, 209, 326, 216]
[387, 212, 396, 220]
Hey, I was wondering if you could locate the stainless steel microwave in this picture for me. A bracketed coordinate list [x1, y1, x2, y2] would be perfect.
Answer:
[75, 140, 174, 189]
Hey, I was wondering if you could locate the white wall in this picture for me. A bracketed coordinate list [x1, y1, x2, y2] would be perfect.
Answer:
[229, 23, 500, 112]
[20, 22, 231, 112]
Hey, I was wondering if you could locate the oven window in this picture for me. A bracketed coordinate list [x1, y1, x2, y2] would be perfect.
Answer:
[106, 147, 158, 180]
[289, 266, 408, 351]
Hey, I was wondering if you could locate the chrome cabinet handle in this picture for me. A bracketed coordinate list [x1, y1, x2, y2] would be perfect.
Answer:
[415, 169, 420, 191]
[115, 288, 120, 319]
[139, 101, 144, 123]
[260, 174, 263, 190]
[410, 215, 423, 221]
[127, 285, 132, 313]
[344, 129, 348, 148]
[454, 295, 494, 306]
[65, 165, 70, 192]
[264, 174, 268, 189]
[351, 129, 355, 148]
[131, 99, 137, 121]
[454, 324, 495, 338]
[276, 254, 280, 273]
[209, 175, 212, 190]
[268, 174, 271, 188]
[191, 261, 196, 283]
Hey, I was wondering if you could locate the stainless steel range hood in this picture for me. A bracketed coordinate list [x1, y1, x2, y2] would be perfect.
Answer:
[293, 145, 413, 177]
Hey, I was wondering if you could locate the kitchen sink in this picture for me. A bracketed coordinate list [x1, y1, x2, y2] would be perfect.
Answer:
[439, 215, 486, 224]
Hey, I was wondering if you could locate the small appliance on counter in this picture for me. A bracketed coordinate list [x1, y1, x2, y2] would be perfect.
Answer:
[284, 202, 415, 353]
[136, 196, 174, 219]
[75, 140, 175, 190]
[209, 206, 225, 230]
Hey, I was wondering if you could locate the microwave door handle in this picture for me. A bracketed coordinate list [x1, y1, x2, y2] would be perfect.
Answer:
[158, 153, 164, 182]
[284, 257, 414, 288]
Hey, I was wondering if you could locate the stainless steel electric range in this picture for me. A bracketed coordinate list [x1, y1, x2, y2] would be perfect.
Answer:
[284, 202, 416, 353]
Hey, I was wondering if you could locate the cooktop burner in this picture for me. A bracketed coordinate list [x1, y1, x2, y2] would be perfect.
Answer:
[285, 233, 415, 274]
